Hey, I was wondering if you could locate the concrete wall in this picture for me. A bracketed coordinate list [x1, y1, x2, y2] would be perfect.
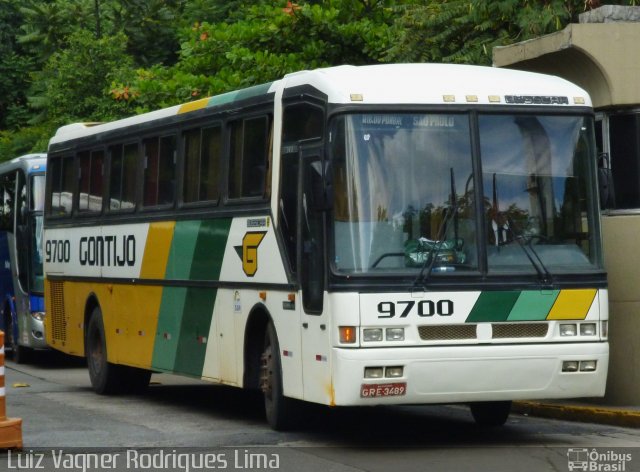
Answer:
[602, 216, 640, 404]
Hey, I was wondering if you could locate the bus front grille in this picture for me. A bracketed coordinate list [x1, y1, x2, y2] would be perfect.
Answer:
[49, 281, 67, 343]
[418, 323, 549, 342]
[418, 325, 477, 341]
[492, 323, 548, 339]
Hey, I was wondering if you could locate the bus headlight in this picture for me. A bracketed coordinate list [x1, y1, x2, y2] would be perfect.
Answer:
[385, 366, 404, 378]
[31, 311, 45, 321]
[580, 323, 597, 336]
[364, 367, 384, 379]
[562, 361, 579, 372]
[580, 360, 597, 372]
[363, 328, 383, 342]
[385, 328, 405, 341]
[560, 323, 577, 336]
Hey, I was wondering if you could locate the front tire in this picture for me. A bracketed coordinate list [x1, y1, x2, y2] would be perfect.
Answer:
[5, 307, 31, 364]
[260, 321, 297, 430]
[470, 401, 512, 427]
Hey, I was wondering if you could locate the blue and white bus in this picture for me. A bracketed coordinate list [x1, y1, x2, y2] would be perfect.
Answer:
[0, 154, 47, 363]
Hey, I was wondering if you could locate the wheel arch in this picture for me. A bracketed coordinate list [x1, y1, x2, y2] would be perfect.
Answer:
[243, 303, 272, 390]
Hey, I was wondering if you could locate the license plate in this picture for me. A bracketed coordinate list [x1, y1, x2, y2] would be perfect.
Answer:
[360, 382, 407, 398]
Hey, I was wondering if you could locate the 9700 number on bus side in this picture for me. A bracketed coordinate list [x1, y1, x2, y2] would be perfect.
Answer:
[45, 239, 71, 263]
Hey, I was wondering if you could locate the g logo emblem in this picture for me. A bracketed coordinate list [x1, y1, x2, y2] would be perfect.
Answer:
[235, 231, 267, 277]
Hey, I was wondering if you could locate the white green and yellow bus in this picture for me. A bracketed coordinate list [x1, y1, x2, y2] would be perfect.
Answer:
[43, 64, 608, 429]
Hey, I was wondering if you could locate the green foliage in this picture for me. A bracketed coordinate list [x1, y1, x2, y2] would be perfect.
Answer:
[109, 0, 182, 66]
[18, 0, 94, 62]
[0, 125, 52, 162]
[386, 0, 638, 65]
[1, 0, 638, 162]
[36, 30, 135, 126]
[0, 1, 33, 130]
[113, 0, 396, 112]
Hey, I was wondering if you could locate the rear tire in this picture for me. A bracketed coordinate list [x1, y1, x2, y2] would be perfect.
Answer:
[86, 306, 123, 394]
[470, 401, 512, 427]
[260, 321, 297, 430]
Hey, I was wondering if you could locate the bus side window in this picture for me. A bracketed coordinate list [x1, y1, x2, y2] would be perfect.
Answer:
[0, 172, 16, 231]
[183, 126, 221, 204]
[143, 137, 160, 206]
[228, 115, 271, 199]
[144, 135, 176, 208]
[78, 150, 104, 213]
[109, 143, 137, 211]
[49, 156, 76, 217]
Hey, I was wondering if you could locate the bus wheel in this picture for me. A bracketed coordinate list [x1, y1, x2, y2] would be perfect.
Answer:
[470, 401, 512, 427]
[86, 306, 122, 394]
[5, 308, 31, 364]
[260, 321, 296, 430]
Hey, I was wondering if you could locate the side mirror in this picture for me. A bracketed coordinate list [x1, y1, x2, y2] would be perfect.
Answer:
[597, 152, 615, 210]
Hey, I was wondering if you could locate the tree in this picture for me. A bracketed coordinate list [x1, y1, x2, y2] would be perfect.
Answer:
[109, 0, 182, 66]
[385, 0, 638, 65]
[0, 1, 34, 131]
[112, 0, 400, 112]
[35, 30, 136, 126]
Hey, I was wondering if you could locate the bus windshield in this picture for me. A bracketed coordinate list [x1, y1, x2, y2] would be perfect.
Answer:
[330, 113, 601, 276]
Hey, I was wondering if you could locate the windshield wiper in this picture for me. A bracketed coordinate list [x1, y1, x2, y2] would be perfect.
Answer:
[491, 173, 553, 288]
[413, 168, 457, 288]
[505, 215, 554, 288]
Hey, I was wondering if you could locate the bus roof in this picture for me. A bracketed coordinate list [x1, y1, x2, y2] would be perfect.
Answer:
[0, 153, 47, 175]
[50, 63, 591, 146]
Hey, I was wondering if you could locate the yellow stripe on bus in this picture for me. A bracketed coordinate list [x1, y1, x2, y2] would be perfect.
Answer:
[140, 221, 175, 279]
[178, 97, 210, 114]
[546, 289, 597, 320]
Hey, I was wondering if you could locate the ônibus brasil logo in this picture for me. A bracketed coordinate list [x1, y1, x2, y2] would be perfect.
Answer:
[567, 448, 633, 472]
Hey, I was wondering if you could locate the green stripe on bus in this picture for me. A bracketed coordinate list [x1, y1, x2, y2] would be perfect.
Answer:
[164, 220, 201, 279]
[153, 218, 232, 374]
[208, 82, 273, 108]
[152, 220, 201, 371]
[173, 218, 231, 375]
[189, 218, 232, 280]
[466, 291, 520, 322]
[173, 287, 217, 376]
[507, 290, 560, 321]
[152, 286, 187, 371]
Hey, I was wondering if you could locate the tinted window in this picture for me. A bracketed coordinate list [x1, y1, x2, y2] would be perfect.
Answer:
[79, 150, 104, 213]
[609, 113, 640, 209]
[184, 127, 221, 204]
[229, 116, 271, 199]
[109, 143, 137, 211]
[144, 135, 176, 207]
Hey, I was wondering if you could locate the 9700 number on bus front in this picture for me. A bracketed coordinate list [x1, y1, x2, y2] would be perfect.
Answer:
[360, 383, 407, 398]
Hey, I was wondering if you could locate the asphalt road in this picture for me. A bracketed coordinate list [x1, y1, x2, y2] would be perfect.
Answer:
[2, 352, 639, 472]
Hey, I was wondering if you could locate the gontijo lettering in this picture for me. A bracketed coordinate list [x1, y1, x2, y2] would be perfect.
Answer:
[79, 235, 136, 267]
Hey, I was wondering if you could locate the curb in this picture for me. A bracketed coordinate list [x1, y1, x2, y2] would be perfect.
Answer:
[512, 401, 640, 428]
